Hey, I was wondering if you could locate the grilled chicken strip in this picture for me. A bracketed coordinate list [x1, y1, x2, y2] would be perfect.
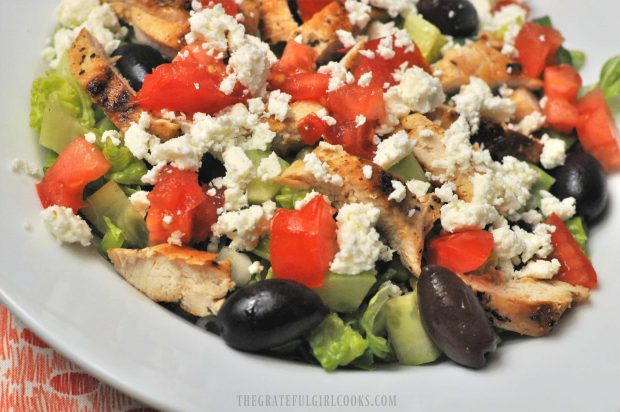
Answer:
[278, 143, 441, 276]
[266, 101, 325, 156]
[459, 272, 589, 337]
[433, 42, 544, 94]
[400, 114, 474, 201]
[68, 29, 181, 140]
[109, 244, 234, 317]
[259, 0, 300, 45]
[509, 87, 542, 121]
[291, 1, 353, 64]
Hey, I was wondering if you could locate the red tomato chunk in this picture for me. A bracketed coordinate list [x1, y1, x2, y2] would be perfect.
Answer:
[427, 230, 495, 274]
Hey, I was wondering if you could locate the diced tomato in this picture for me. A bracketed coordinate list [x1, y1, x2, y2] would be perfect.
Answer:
[326, 84, 385, 123]
[200, 0, 238, 16]
[146, 167, 208, 245]
[491, 0, 530, 13]
[427, 230, 495, 274]
[192, 186, 224, 243]
[173, 43, 225, 67]
[325, 121, 377, 160]
[297, 113, 328, 145]
[270, 196, 338, 288]
[136, 60, 245, 115]
[271, 40, 318, 87]
[297, 0, 333, 21]
[546, 214, 597, 289]
[544, 65, 583, 101]
[280, 72, 330, 103]
[544, 98, 578, 133]
[516, 23, 564, 78]
[36, 137, 111, 211]
[353, 36, 431, 89]
[576, 89, 620, 173]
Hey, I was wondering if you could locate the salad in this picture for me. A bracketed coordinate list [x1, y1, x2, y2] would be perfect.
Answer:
[22, 0, 620, 371]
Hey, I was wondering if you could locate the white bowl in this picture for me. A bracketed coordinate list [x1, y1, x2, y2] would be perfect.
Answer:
[1, 1, 619, 411]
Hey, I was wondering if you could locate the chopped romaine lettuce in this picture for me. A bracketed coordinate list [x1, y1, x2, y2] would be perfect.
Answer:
[599, 55, 620, 98]
[308, 313, 368, 371]
[100, 216, 126, 255]
[360, 282, 401, 360]
[566, 217, 589, 256]
[101, 139, 148, 185]
[30, 56, 95, 135]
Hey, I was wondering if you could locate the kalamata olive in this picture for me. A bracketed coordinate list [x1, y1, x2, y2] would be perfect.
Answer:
[551, 151, 609, 222]
[417, 0, 479, 37]
[417, 265, 497, 368]
[198, 153, 226, 185]
[111, 44, 168, 91]
[217, 279, 329, 352]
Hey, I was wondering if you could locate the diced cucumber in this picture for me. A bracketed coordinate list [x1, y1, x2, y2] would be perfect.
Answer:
[566, 217, 589, 256]
[389, 154, 427, 183]
[275, 187, 310, 210]
[384, 292, 441, 366]
[528, 163, 556, 209]
[40, 93, 88, 153]
[315, 272, 376, 313]
[245, 150, 290, 204]
[82, 181, 149, 248]
[403, 12, 447, 64]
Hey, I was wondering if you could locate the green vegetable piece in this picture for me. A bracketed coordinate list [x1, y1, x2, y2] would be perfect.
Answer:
[385, 292, 441, 366]
[39, 93, 89, 153]
[566, 217, 589, 256]
[245, 150, 290, 204]
[360, 282, 401, 359]
[253, 235, 271, 261]
[100, 216, 126, 255]
[82, 181, 149, 248]
[389, 154, 428, 183]
[403, 12, 447, 63]
[30, 55, 95, 135]
[528, 163, 556, 209]
[533, 15, 553, 27]
[275, 187, 310, 209]
[101, 139, 148, 185]
[570, 50, 586, 71]
[557, 47, 574, 66]
[308, 313, 369, 371]
[315, 272, 376, 313]
[599, 55, 620, 98]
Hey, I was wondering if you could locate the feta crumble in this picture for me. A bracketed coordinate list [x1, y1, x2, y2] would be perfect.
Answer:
[540, 191, 577, 220]
[212, 201, 276, 251]
[540, 134, 567, 169]
[373, 130, 414, 169]
[10, 159, 41, 178]
[294, 191, 331, 210]
[330, 203, 393, 275]
[406, 180, 431, 198]
[388, 180, 407, 202]
[303, 153, 344, 186]
[362, 165, 374, 180]
[129, 191, 151, 219]
[257, 152, 283, 181]
[267, 90, 291, 121]
[512, 111, 546, 136]
[345, 0, 372, 28]
[515, 259, 561, 280]
[167, 231, 184, 246]
[41, 206, 92, 247]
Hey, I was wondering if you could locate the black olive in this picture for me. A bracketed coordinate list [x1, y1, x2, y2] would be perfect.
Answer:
[417, 0, 479, 37]
[111, 44, 168, 91]
[417, 265, 497, 368]
[551, 151, 609, 222]
[198, 153, 226, 185]
[217, 280, 329, 352]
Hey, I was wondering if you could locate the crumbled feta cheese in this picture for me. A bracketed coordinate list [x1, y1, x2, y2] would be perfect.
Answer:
[219, 73, 237, 95]
[43, 1, 127, 68]
[167, 230, 184, 246]
[362, 165, 373, 180]
[101, 130, 121, 146]
[512, 111, 546, 135]
[540, 134, 567, 169]
[515, 259, 561, 280]
[10, 159, 41, 178]
[41, 206, 92, 246]
[389, 67, 446, 118]
[141, 161, 167, 185]
[355, 114, 367, 128]
[185, 4, 243, 51]
[247, 98, 266, 115]
[303, 153, 344, 186]
[440, 200, 499, 233]
[316, 109, 337, 126]
[368, 0, 415, 17]
[432, 115, 474, 179]
[388, 180, 407, 202]
[406, 180, 431, 198]
[518, 223, 556, 263]
[357, 72, 373, 87]
[377, 36, 396, 59]
[222, 146, 255, 211]
[294, 191, 330, 210]
[373, 130, 414, 169]
[318, 62, 351, 93]
[228, 35, 275, 96]
[520, 209, 543, 226]
[492, 225, 525, 260]
[162, 215, 173, 225]
[336, 29, 357, 48]
[248, 261, 264, 275]
[368, 21, 397, 40]
[345, 0, 372, 28]
[257, 152, 282, 181]
[493, 156, 538, 215]
[435, 182, 458, 203]
[129, 191, 151, 219]
[483, 4, 527, 32]
[212, 201, 276, 251]
[540, 191, 576, 220]
[330, 203, 393, 275]
[267, 90, 291, 121]
[125, 112, 159, 160]
[452, 77, 515, 132]
[84, 132, 97, 144]
[358, 49, 376, 59]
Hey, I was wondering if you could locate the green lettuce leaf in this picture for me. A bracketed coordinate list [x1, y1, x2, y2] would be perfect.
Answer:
[599, 55, 620, 98]
[275, 187, 310, 210]
[100, 216, 125, 255]
[30, 57, 95, 134]
[101, 139, 148, 185]
[360, 282, 401, 360]
[308, 313, 368, 371]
